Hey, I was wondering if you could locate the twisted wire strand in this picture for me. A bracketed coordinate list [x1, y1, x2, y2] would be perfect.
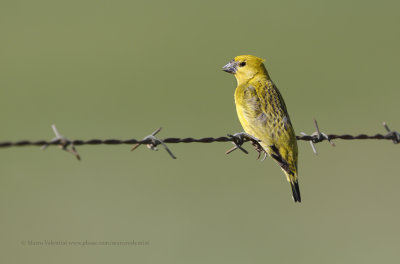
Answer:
[0, 120, 398, 160]
[0, 133, 398, 148]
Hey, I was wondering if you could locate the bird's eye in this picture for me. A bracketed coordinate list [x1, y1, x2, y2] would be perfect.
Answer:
[239, 61, 246, 67]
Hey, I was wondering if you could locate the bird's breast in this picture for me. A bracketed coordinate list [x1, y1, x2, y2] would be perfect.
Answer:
[235, 85, 270, 137]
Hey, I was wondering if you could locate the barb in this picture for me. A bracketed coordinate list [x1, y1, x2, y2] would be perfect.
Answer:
[0, 120, 398, 160]
[300, 119, 335, 155]
[41, 125, 81, 160]
[225, 132, 261, 155]
[131, 128, 177, 159]
[383, 122, 400, 144]
[225, 132, 269, 160]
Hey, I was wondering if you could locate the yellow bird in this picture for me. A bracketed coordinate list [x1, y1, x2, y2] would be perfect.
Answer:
[223, 55, 301, 202]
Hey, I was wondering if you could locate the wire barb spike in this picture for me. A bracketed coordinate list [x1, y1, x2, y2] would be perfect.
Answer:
[130, 127, 176, 159]
[383, 122, 400, 144]
[41, 124, 81, 161]
[300, 132, 318, 155]
[300, 119, 335, 155]
[225, 132, 264, 159]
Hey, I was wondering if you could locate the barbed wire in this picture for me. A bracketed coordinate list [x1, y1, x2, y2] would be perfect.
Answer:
[0, 120, 398, 160]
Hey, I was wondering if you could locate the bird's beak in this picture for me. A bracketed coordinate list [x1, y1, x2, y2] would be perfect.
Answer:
[222, 59, 238, 74]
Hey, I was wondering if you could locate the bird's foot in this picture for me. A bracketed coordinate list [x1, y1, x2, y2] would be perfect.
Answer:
[225, 132, 263, 158]
[250, 140, 268, 161]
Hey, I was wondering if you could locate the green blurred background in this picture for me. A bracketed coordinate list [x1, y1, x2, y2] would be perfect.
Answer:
[1, 0, 399, 263]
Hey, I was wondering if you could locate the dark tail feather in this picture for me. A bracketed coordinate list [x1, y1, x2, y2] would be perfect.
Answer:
[290, 181, 301, 203]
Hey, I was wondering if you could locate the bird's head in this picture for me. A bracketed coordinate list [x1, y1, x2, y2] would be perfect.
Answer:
[222, 55, 268, 83]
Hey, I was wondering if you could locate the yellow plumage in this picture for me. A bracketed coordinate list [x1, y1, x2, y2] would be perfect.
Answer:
[223, 55, 301, 202]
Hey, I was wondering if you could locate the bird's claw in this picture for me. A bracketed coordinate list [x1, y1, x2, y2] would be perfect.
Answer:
[225, 132, 263, 159]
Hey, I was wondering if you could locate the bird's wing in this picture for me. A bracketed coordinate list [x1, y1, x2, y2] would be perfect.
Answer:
[255, 80, 293, 132]
[255, 80, 298, 173]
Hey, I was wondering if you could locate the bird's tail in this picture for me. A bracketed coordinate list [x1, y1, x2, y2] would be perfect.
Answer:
[283, 171, 301, 203]
[268, 145, 301, 202]
[289, 177, 301, 203]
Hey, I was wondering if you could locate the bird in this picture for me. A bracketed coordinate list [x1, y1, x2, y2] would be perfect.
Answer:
[222, 55, 301, 202]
